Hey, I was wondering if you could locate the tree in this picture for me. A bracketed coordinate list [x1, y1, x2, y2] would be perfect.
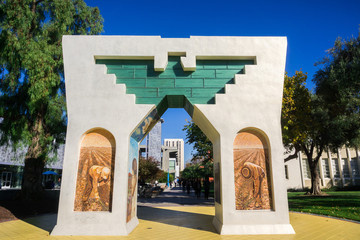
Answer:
[282, 71, 333, 195]
[158, 171, 174, 183]
[282, 71, 312, 161]
[0, 0, 103, 199]
[181, 164, 201, 180]
[183, 120, 213, 162]
[313, 33, 360, 148]
[182, 120, 214, 181]
[180, 160, 213, 181]
[138, 157, 163, 184]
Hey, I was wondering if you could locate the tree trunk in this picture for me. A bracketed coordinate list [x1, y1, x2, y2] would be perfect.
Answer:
[309, 162, 322, 195]
[303, 143, 323, 195]
[21, 116, 47, 200]
[21, 156, 45, 200]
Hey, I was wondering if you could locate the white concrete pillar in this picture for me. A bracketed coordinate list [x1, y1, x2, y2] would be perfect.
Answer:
[356, 147, 360, 180]
[318, 155, 325, 187]
[298, 151, 305, 189]
[346, 148, 355, 185]
[337, 149, 345, 186]
[327, 150, 335, 186]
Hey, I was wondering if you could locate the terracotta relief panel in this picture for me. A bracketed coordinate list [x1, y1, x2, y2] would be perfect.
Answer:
[74, 129, 115, 211]
[233, 131, 272, 210]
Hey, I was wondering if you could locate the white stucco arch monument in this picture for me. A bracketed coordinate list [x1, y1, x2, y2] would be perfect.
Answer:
[51, 36, 295, 236]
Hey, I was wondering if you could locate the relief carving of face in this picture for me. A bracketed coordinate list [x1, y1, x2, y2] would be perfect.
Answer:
[99, 167, 110, 184]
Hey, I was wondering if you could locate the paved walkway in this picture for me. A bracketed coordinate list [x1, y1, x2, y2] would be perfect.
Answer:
[137, 186, 214, 207]
[0, 187, 359, 239]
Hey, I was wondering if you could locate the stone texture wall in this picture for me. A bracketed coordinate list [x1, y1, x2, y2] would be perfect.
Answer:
[0, 139, 64, 169]
[147, 120, 162, 163]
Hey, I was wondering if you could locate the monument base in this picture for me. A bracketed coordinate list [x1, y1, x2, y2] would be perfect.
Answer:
[126, 216, 139, 235]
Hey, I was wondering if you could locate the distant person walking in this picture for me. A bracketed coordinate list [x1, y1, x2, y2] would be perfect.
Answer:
[196, 180, 202, 199]
[204, 179, 210, 200]
[186, 181, 191, 194]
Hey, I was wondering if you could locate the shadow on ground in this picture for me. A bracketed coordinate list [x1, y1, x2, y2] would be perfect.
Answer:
[0, 187, 216, 234]
[24, 213, 57, 233]
[0, 189, 59, 233]
[10, 206, 217, 235]
[137, 205, 217, 233]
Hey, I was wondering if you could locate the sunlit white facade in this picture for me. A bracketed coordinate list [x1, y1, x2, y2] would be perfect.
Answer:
[284, 147, 360, 189]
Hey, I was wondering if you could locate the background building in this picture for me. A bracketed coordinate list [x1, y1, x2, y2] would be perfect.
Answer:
[138, 120, 185, 179]
[285, 147, 360, 189]
[163, 139, 184, 173]
[139, 120, 163, 163]
[0, 142, 64, 188]
[161, 145, 179, 177]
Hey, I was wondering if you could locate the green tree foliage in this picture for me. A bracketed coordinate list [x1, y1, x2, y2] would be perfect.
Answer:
[158, 172, 174, 183]
[181, 164, 201, 180]
[282, 71, 312, 153]
[313, 33, 360, 148]
[182, 120, 213, 180]
[0, 0, 103, 199]
[181, 161, 213, 180]
[138, 156, 163, 184]
[183, 120, 213, 161]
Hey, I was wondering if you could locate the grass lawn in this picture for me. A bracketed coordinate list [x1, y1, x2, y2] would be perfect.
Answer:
[288, 191, 360, 222]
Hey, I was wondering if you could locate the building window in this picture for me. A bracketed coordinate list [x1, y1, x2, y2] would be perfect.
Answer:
[285, 165, 289, 179]
[302, 158, 311, 179]
[322, 158, 330, 178]
[331, 158, 340, 178]
[169, 159, 175, 171]
[350, 158, 359, 178]
[1, 172, 12, 188]
[341, 158, 350, 178]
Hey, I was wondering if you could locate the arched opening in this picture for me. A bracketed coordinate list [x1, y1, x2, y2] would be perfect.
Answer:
[126, 105, 217, 223]
[74, 128, 115, 212]
[233, 129, 273, 210]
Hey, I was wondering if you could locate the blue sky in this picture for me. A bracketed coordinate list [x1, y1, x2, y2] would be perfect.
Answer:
[85, 0, 360, 163]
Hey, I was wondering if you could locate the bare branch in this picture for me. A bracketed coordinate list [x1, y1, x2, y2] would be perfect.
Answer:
[284, 148, 299, 162]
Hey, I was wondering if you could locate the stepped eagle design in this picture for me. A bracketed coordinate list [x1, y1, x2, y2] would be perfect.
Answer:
[96, 56, 253, 107]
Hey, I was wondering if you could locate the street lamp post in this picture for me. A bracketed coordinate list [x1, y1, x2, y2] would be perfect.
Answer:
[167, 167, 170, 187]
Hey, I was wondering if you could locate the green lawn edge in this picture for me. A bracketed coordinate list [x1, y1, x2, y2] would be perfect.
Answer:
[288, 191, 360, 222]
